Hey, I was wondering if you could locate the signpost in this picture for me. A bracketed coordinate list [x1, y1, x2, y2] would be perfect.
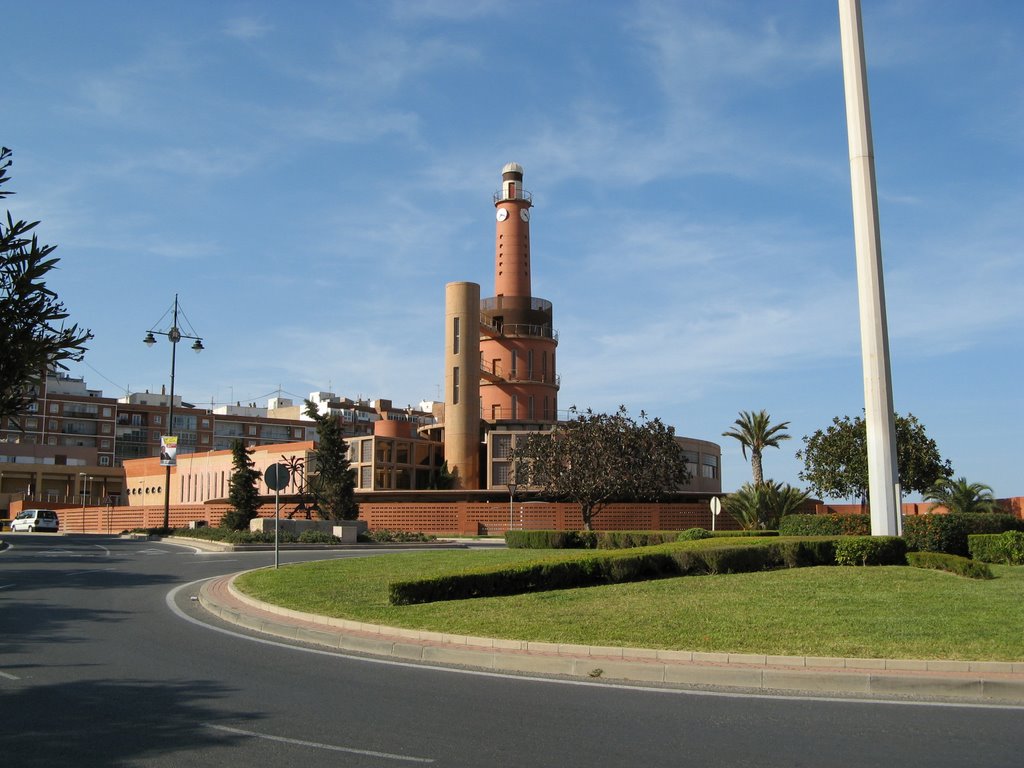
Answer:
[709, 496, 722, 532]
[264, 463, 291, 569]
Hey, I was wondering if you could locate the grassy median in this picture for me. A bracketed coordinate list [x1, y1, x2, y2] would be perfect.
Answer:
[234, 549, 1024, 661]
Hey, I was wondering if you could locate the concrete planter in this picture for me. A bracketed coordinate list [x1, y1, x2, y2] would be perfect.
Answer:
[249, 517, 368, 543]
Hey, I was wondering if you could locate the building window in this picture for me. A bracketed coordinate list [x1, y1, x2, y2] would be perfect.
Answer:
[452, 367, 460, 405]
[701, 454, 719, 480]
[154, 415, 161, 425]
[528, 396, 535, 420]
[452, 317, 460, 355]
[543, 396, 550, 420]
[493, 434, 512, 459]
[102, 407, 112, 418]
[510, 352, 517, 379]
[360, 466, 371, 488]
[99, 456, 110, 466]
[49, 403, 59, 414]
[527, 350, 534, 380]
[248, 425, 257, 436]
[360, 440, 372, 463]
[493, 461, 509, 486]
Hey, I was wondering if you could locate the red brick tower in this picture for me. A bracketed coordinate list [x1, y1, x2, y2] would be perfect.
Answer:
[479, 163, 559, 425]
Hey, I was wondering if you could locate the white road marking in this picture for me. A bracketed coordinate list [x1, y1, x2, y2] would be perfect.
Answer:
[0, 670, 20, 680]
[166, 579, 1024, 712]
[206, 723, 434, 763]
[66, 568, 117, 577]
[0, 584, 14, 590]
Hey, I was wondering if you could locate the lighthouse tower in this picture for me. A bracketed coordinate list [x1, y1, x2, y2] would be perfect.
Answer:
[480, 162, 559, 426]
[442, 163, 559, 489]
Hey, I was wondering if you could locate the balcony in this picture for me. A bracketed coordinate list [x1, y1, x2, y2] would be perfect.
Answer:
[479, 321, 558, 341]
[479, 359, 560, 388]
[493, 189, 532, 204]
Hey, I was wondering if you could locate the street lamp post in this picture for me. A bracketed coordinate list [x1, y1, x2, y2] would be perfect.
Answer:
[79, 472, 86, 532]
[144, 294, 204, 531]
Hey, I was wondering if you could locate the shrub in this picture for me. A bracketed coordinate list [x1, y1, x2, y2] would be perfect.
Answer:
[365, 529, 437, 543]
[504, 530, 594, 549]
[770, 538, 838, 568]
[596, 531, 682, 549]
[779, 514, 870, 537]
[903, 513, 1022, 556]
[907, 551, 994, 580]
[969, 531, 1024, 565]
[677, 528, 713, 542]
[834, 536, 907, 566]
[297, 529, 338, 544]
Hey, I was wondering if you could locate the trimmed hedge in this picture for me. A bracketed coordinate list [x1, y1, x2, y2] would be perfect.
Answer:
[903, 513, 1022, 557]
[504, 530, 597, 549]
[969, 531, 1024, 565]
[388, 537, 841, 605]
[504, 529, 777, 550]
[906, 551, 994, 580]
[779, 514, 871, 537]
[596, 531, 686, 549]
[834, 536, 907, 566]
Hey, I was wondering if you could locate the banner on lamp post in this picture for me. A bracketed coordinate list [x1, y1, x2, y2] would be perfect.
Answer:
[160, 436, 178, 467]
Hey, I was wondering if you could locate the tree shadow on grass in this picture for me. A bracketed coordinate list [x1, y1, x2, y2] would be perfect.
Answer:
[1, 678, 259, 767]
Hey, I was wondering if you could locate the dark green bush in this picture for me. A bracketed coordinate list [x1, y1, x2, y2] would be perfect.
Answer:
[903, 513, 1022, 557]
[779, 514, 870, 537]
[906, 551, 994, 580]
[769, 538, 838, 568]
[365, 529, 436, 543]
[709, 529, 779, 538]
[504, 530, 595, 549]
[834, 536, 907, 566]
[677, 528, 713, 542]
[297, 529, 339, 544]
[969, 531, 1024, 565]
[596, 531, 688, 549]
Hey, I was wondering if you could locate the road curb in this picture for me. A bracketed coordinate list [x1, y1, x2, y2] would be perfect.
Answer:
[197, 572, 1024, 703]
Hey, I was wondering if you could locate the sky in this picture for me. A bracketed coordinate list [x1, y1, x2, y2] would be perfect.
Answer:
[4, 1, 1022, 499]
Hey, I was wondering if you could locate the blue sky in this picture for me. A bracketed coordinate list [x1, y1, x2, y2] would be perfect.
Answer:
[4, 1, 1022, 498]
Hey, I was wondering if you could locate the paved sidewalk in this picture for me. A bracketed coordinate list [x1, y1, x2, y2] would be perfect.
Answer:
[196, 572, 1024, 703]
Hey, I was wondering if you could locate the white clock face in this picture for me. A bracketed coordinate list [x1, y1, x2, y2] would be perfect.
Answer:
[496, 208, 508, 221]
[520, 209, 530, 222]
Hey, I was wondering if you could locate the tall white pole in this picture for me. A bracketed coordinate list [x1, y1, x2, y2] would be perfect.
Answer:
[838, 0, 901, 536]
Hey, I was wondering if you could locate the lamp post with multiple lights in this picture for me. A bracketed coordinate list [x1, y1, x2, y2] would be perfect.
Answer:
[143, 294, 204, 531]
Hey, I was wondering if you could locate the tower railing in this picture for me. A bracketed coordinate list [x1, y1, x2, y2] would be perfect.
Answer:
[479, 359, 560, 388]
[479, 320, 558, 341]
[493, 190, 532, 204]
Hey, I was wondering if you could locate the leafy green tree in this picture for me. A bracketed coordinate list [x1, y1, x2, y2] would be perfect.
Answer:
[1, 147, 92, 423]
[797, 412, 952, 501]
[303, 400, 357, 520]
[512, 405, 691, 531]
[724, 481, 809, 530]
[222, 439, 261, 530]
[923, 477, 1002, 514]
[721, 410, 791, 486]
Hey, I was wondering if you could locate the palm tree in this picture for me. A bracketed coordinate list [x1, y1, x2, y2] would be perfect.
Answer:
[724, 481, 809, 531]
[722, 410, 791, 486]
[923, 477, 1002, 514]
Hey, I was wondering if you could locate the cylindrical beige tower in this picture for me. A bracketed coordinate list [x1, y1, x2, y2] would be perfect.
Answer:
[444, 281, 481, 488]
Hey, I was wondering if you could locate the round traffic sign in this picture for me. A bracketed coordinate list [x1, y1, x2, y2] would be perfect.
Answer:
[264, 463, 291, 491]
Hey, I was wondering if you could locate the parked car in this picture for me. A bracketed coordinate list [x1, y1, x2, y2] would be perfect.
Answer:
[9, 509, 60, 532]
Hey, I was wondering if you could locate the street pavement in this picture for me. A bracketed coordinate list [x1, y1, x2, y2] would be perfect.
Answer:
[193, 538, 1024, 704]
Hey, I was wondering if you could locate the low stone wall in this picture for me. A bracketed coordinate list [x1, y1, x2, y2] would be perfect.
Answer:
[250, 517, 368, 543]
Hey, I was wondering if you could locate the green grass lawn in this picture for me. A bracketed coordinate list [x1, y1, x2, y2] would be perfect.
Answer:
[234, 549, 1024, 661]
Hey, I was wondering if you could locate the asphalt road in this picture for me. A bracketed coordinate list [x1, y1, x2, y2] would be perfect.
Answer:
[1, 534, 1022, 767]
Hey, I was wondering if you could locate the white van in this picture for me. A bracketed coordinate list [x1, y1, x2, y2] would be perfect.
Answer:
[9, 509, 61, 532]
